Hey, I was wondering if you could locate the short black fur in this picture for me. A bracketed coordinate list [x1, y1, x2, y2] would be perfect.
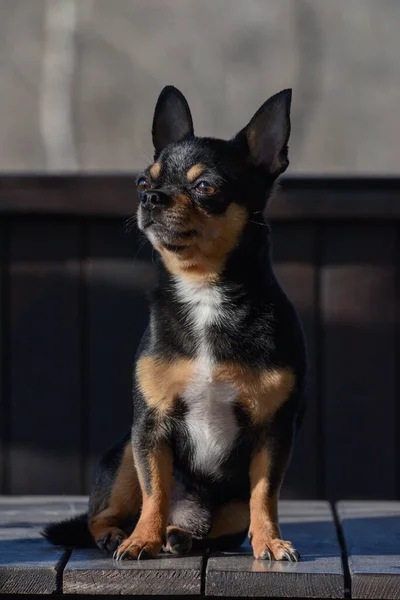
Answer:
[43, 86, 308, 562]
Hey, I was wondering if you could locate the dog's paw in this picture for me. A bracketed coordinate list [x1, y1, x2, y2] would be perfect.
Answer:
[95, 528, 127, 553]
[251, 536, 300, 561]
[113, 534, 162, 561]
[164, 526, 192, 555]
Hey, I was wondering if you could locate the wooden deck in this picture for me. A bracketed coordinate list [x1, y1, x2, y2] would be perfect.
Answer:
[1, 497, 400, 598]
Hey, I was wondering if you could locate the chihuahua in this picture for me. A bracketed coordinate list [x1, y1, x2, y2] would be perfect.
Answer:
[43, 86, 307, 561]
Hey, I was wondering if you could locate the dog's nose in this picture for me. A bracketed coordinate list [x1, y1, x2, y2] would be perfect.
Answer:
[140, 191, 169, 209]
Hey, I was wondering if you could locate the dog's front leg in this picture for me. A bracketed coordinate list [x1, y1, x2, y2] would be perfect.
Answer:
[114, 437, 173, 560]
[249, 435, 300, 562]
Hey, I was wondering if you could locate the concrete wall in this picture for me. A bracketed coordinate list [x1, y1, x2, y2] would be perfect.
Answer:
[0, 0, 399, 174]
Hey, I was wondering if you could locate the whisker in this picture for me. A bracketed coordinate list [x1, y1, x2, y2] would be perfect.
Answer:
[124, 214, 138, 233]
[249, 220, 270, 228]
[131, 235, 149, 263]
[142, 151, 154, 164]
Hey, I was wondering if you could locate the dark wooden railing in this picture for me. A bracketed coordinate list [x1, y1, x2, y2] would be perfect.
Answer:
[0, 176, 399, 500]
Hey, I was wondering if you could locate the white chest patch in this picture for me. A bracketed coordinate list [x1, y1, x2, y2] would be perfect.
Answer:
[174, 278, 239, 478]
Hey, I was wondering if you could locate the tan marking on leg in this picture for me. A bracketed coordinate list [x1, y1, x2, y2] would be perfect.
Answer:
[136, 356, 194, 413]
[186, 163, 205, 182]
[208, 501, 250, 539]
[89, 442, 141, 545]
[157, 203, 247, 283]
[249, 447, 278, 539]
[213, 363, 295, 423]
[110, 442, 141, 514]
[89, 511, 128, 550]
[149, 162, 161, 179]
[115, 445, 173, 559]
[249, 447, 298, 560]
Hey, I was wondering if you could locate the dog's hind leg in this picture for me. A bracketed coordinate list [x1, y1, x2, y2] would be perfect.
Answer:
[164, 479, 211, 554]
[166, 483, 249, 553]
[164, 525, 193, 554]
[167, 500, 249, 553]
[88, 434, 142, 553]
[204, 500, 249, 550]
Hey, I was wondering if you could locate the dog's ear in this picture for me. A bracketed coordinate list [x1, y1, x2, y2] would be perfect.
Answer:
[152, 86, 194, 157]
[235, 89, 292, 177]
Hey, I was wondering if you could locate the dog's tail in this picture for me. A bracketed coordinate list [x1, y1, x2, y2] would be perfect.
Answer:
[41, 513, 95, 548]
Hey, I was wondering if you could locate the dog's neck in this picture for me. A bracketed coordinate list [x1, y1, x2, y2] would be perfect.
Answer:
[154, 219, 275, 294]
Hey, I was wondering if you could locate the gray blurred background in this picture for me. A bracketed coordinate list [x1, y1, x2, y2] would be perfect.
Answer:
[1, 0, 399, 175]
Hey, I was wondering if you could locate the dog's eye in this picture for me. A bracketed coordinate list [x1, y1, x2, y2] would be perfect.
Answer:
[137, 177, 150, 192]
[195, 181, 216, 195]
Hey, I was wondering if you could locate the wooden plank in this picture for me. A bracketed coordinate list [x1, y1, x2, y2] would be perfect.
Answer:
[272, 223, 319, 499]
[84, 221, 156, 489]
[337, 501, 400, 599]
[0, 176, 136, 217]
[322, 225, 396, 500]
[9, 219, 82, 493]
[1, 176, 400, 219]
[64, 550, 203, 596]
[0, 496, 87, 594]
[0, 495, 87, 517]
[206, 500, 344, 598]
[272, 178, 400, 220]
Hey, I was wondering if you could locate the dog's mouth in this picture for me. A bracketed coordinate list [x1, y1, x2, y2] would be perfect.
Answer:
[173, 229, 197, 240]
[144, 220, 198, 251]
[161, 242, 188, 253]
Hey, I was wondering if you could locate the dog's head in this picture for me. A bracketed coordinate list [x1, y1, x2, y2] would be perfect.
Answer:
[137, 86, 291, 282]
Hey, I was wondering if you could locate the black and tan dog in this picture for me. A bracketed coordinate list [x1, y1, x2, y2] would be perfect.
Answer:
[43, 86, 307, 561]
